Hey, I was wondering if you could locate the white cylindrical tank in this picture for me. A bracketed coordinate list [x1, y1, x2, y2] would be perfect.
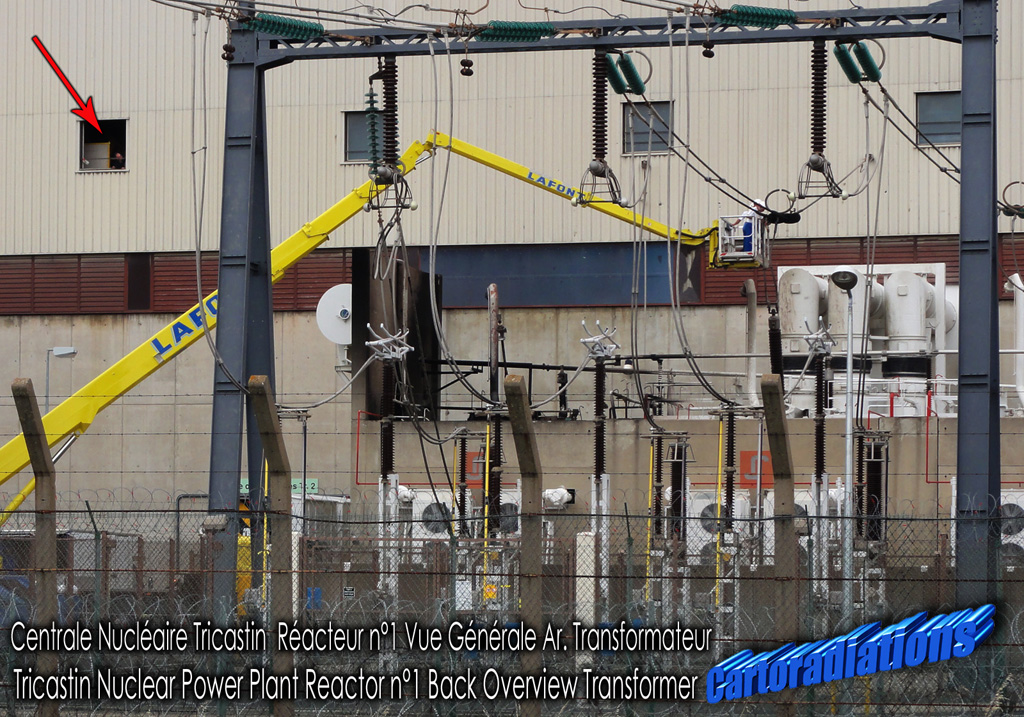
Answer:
[827, 268, 885, 355]
[885, 270, 933, 354]
[778, 268, 828, 355]
[778, 268, 829, 416]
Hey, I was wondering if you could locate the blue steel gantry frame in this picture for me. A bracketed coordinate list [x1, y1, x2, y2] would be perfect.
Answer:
[209, 0, 998, 620]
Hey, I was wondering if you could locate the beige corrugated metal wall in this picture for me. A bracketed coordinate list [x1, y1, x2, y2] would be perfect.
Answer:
[1, 0, 1020, 257]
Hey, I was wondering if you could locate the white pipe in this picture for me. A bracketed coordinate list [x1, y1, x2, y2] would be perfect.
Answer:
[1009, 274, 1024, 410]
[744, 280, 758, 406]
[828, 268, 885, 356]
[842, 290, 855, 629]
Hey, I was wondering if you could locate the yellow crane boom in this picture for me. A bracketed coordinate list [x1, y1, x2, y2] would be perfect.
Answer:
[0, 132, 714, 524]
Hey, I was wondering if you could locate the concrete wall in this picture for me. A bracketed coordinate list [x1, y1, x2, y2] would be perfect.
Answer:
[0, 298, 1022, 515]
[0, 312, 353, 504]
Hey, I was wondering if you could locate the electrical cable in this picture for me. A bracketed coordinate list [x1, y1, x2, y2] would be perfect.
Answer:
[425, 34, 499, 408]
[150, 0, 439, 32]
[380, 220, 467, 540]
[625, 70, 666, 431]
[630, 204, 664, 429]
[619, 0, 706, 13]
[278, 354, 375, 410]
[877, 83, 960, 176]
[390, 223, 468, 450]
[854, 94, 890, 429]
[188, 11, 252, 396]
[669, 14, 731, 402]
[861, 83, 1022, 218]
[517, 0, 627, 18]
[658, 15, 736, 407]
[788, 91, 881, 214]
[624, 95, 759, 210]
[859, 84, 960, 185]
[784, 350, 819, 401]
[530, 355, 593, 410]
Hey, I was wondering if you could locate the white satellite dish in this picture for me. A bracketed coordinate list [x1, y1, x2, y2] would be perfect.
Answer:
[316, 284, 354, 346]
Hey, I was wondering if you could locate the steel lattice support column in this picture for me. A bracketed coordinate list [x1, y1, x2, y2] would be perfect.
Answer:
[955, 0, 1000, 609]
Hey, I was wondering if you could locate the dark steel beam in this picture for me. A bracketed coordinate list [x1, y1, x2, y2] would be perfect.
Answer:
[955, 0, 999, 609]
[208, 24, 273, 625]
[255, 2, 959, 64]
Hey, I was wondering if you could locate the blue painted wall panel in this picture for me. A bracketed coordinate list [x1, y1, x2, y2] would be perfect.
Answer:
[434, 243, 699, 308]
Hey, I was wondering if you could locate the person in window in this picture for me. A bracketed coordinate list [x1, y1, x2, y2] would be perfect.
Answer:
[111, 152, 125, 170]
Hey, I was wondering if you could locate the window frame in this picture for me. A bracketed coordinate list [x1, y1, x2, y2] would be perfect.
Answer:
[622, 100, 674, 155]
[78, 118, 129, 173]
[342, 110, 373, 164]
[915, 91, 961, 146]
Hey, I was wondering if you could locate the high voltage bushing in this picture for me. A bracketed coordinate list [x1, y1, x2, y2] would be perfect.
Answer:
[668, 442, 686, 542]
[855, 433, 865, 537]
[458, 436, 469, 536]
[717, 5, 797, 28]
[814, 354, 826, 487]
[381, 58, 399, 170]
[241, 13, 324, 40]
[616, 54, 646, 95]
[593, 52, 609, 162]
[654, 436, 664, 538]
[478, 21, 556, 43]
[380, 362, 396, 478]
[724, 411, 736, 531]
[365, 89, 381, 178]
[489, 421, 503, 536]
[594, 359, 607, 478]
[810, 39, 827, 157]
[865, 440, 884, 542]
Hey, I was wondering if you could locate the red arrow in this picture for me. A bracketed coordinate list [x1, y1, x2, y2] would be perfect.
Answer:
[31, 35, 101, 133]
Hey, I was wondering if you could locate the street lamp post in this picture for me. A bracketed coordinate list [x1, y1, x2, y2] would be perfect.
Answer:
[831, 268, 859, 631]
[45, 346, 77, 414]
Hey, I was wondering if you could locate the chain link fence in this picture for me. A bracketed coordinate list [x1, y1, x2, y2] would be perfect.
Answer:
[0, 492, 1020, 715]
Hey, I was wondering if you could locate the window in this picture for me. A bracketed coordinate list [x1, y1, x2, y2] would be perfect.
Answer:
[916, 91, 961, 145]
[623, 101, 673, 154]
[343, 110, 372, 162]
[80, 119, 128, 171]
